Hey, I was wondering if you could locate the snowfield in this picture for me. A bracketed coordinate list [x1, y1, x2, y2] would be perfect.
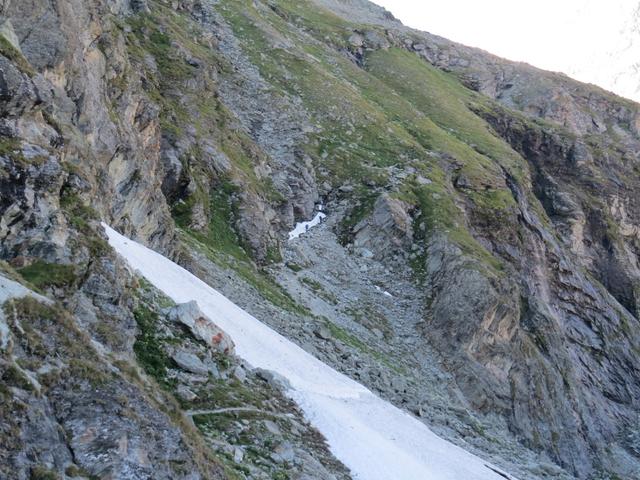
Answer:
[104, 224, 515, 480]
[288, 212, 327, 240]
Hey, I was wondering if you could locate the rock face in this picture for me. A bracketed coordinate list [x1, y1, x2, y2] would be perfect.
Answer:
[0, 0, 174, 261]
[0, 272, 225, 480]
[352, 194, 414, 262]
[1, 0, 640, 479]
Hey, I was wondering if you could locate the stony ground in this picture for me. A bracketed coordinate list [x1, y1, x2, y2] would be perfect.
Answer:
[182, 208, 574, 480]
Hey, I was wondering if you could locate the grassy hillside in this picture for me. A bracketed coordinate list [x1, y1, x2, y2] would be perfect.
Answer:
[217, 0, 537, 274]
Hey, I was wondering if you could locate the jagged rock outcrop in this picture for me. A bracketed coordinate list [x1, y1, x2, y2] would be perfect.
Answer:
[0, 0, 174, 258]
[0, 271, 227, 479]
[352, 194, 414, 262]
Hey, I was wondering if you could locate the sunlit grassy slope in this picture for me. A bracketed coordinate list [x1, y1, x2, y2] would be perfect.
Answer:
[217, 0, 539, 273]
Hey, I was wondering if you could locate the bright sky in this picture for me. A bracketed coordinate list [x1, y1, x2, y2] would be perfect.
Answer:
[373, 0, 640, 101]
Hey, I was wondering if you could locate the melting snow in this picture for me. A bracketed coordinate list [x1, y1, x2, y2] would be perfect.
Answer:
[103, 223, 515, 480]
[375, 285, 393, 298]
[288, 211, 327, 240]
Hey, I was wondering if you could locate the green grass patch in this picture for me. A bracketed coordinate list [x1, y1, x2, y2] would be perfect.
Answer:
[0, 137, 22, 159]
[324, 319, 402, 373]
[364, 48, 524, 174]
[187, 181, 249, 261]
[300, 277, 337, 304]
[0, 260, 36, 288]
[2, 363, 35, 391]
[59, 191, 110, 257]
[138, 276, 176, 309]
[0, 34, 35, 76]
[265, 0, 358, 48]
[338, 188, 379, 242]
[3, 296, 110, 386]
[17, 261, 76, 289]
[126, 13, 195, 82]
[172, 172, 299, 312]
[285, 262, 303, 272]
[64, 465, 98, 480]
[133, 304, 176, 389]
[410, 183, 504, 276]
[29, 466, 59, 480]
[180, 231, 308, 316]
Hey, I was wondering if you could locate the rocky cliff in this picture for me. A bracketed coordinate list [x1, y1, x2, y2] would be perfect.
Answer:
[1, 0, 639, 479]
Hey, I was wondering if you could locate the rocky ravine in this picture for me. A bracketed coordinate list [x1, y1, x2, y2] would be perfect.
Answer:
[0, 0, 639, 479]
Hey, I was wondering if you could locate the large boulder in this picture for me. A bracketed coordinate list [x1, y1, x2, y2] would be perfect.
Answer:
[167, 301, 235, 355]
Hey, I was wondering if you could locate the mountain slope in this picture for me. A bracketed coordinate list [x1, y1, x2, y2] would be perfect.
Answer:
[0, 0, 639, 479]
[105, 223, 515, 480]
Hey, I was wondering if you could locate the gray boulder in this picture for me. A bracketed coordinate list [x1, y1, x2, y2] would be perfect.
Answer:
[167, 301, 235, 355]
[172, 351, 209, 375]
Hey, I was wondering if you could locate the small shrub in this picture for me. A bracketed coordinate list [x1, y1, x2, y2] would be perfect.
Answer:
[2, 363, 34, 391]
[285, 262, 303, 272]
[0, 137, 21, 157]
[133, 305, 175, 389]
[29, 466, 59, 480]
[68, 358, 110, 386]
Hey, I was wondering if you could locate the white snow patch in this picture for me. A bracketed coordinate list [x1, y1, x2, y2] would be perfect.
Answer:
[288, 212, 326, 240]
[374, 285, 394, 298]
[103, 223, 516, 480]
